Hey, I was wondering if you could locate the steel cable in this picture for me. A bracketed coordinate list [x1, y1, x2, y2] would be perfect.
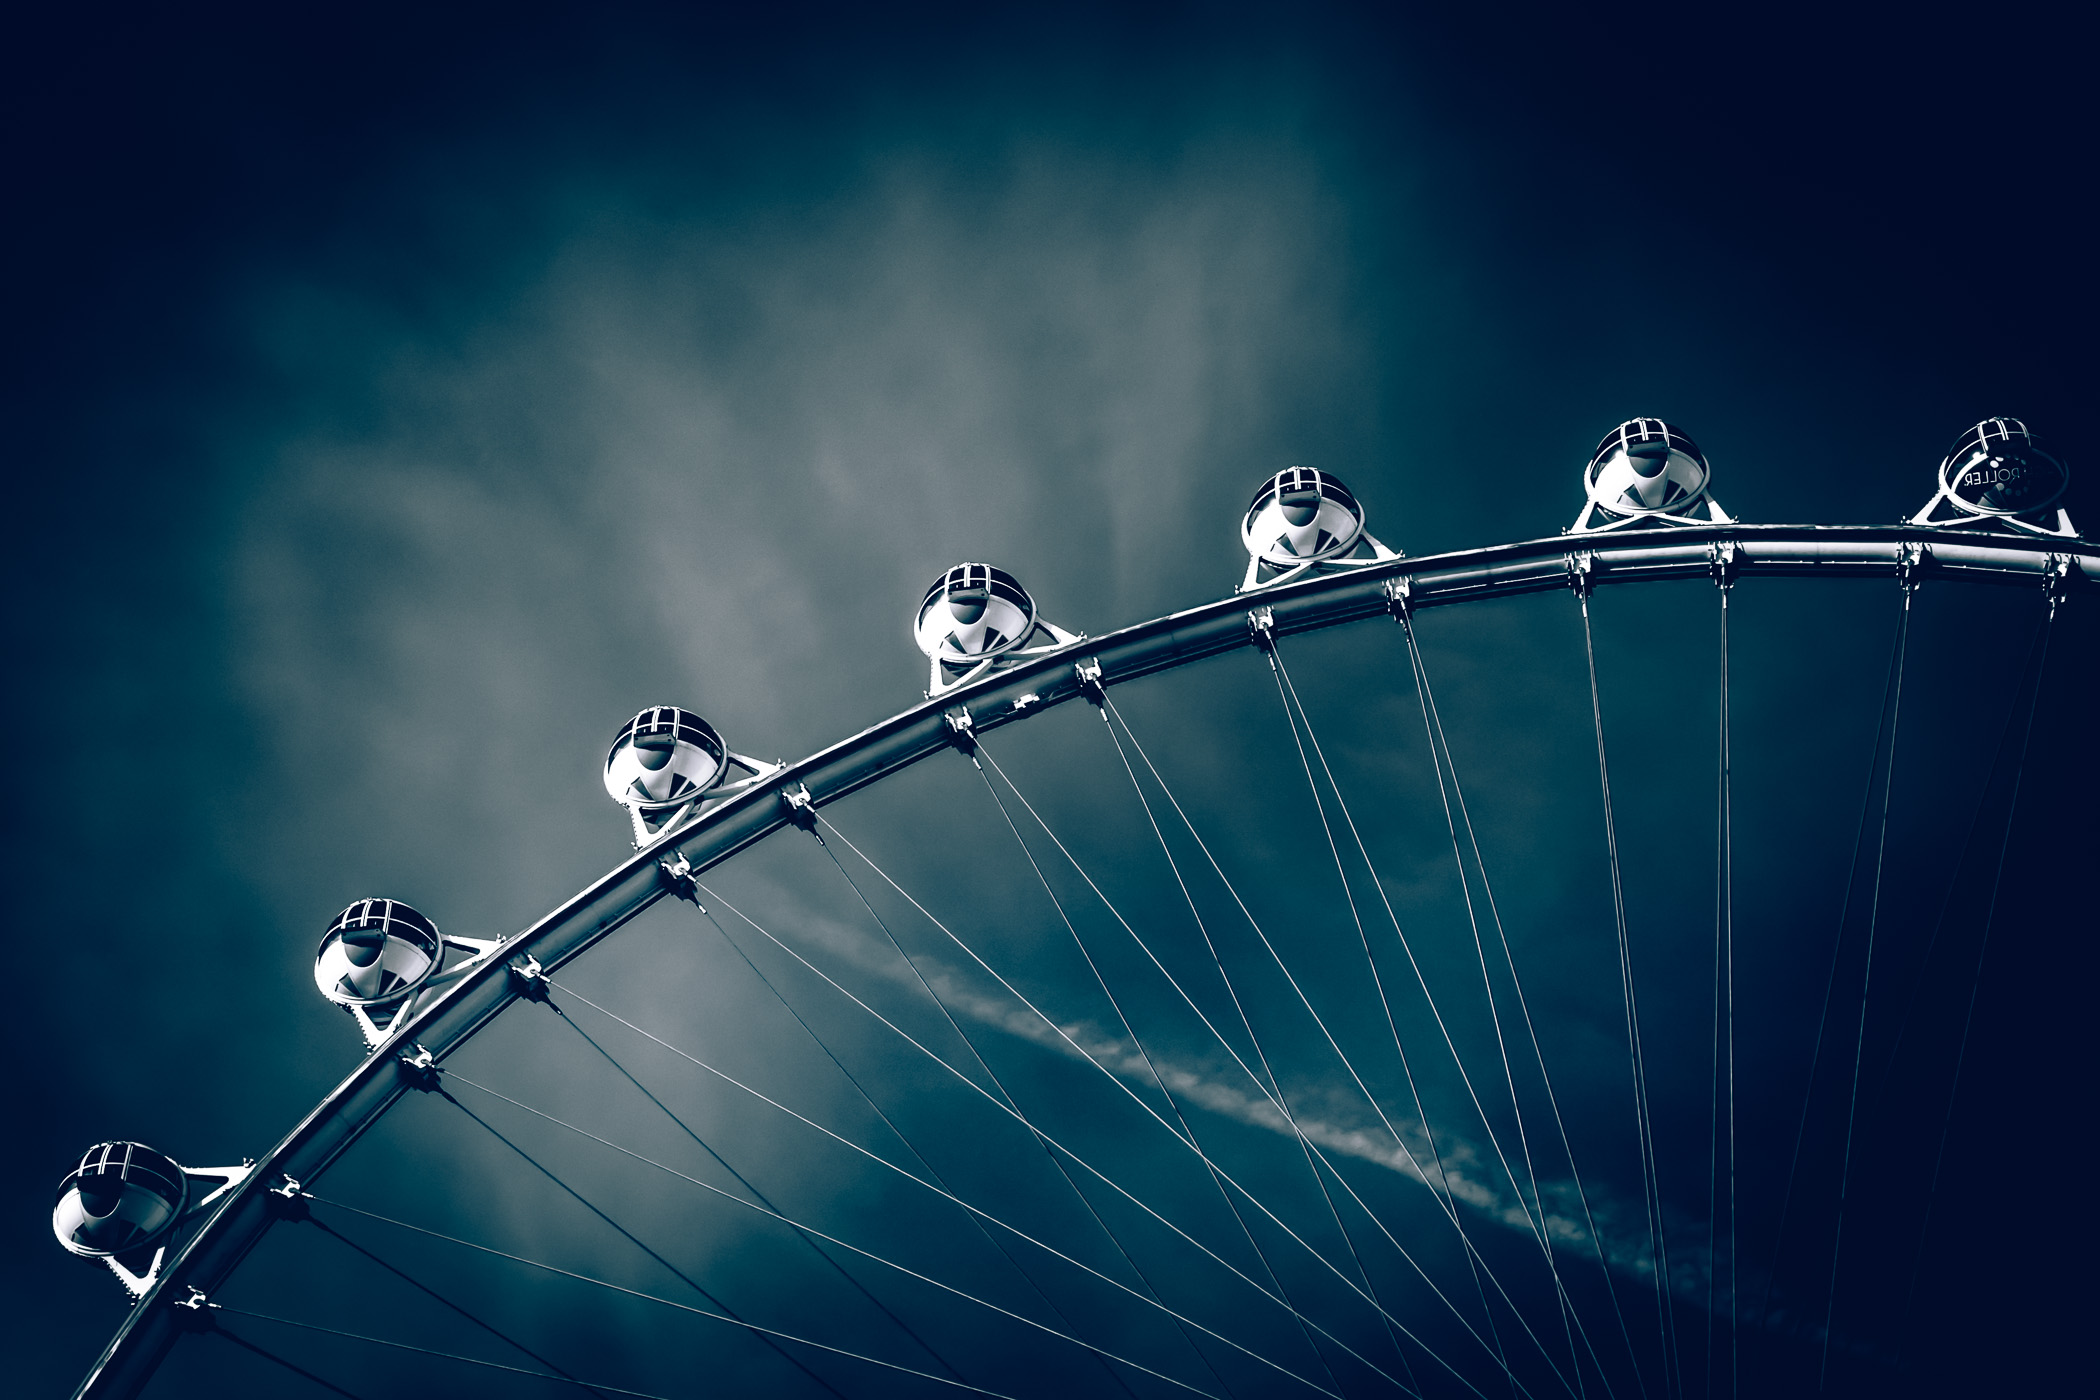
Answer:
[1397, 614, 1650, 1400]
[1269, 636, 1603, 1399]
[539, 998, 969, 1387]
[1696, 588, 1738, 1400]
[1816, 585, 1915, 1391]
[964, 749, 1338, 1396]
[1260, 648, 1545, 1396]
[303, 1214, 616, 1399]
[970, 738, 1402, 1393]
[806, 822, 1219, 1399]
[688, 898, 1111, 1383]
[440, 1069, 1224, 1398]
[208, 1324, 371, 1400]
[1094, 687, 1500, 1376]
[1099, 678, 1523, 1393]
[1897, 601, 2057, 1363]
[1576, 591, 1681, 1397]
[804, 814, 1523, 1397]
[969, 728, 1577, 1397]
[303, 1196, 1019, 1397]
[690, 872, 1426, 1388]
[551, 965, 1365, 1396]
[209, 1303, 678, 1399]
[434, 1084, 849, 1398]
[1082, 697, 1580, 1399]
[1871, 610, 2052, 1098]
[1755, 594, 1911, 1340]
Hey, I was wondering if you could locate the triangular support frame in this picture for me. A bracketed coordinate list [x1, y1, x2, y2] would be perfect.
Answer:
[623, 750, 785, 848]
[342, 934, 504, 1050]
[925, 619, 1085, 697]
[1238, 532, 1403, 594]
[1907, 487, 2078, 540]
[105, 1162, 252, 1300]
[1568, 495, 1734, 536]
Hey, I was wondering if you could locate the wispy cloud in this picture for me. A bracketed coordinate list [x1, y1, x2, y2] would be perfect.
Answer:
[709, 861, 1713, 1302]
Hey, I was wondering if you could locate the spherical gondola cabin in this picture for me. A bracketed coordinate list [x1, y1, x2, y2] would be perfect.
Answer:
[1237, 467, 1400, 591]
[1241, 467, 1369, 571]
[313, 898, 445, 1008]
[1908, 417, 2078, 537]
[1941, 418, 2069, 516]
[913, 563, 1039, 665]
[1568, 418, 1728, 535]
[911, 563, 1084, 694]
[603, 706, 729, 813]
[51, 1142, 187, 1260]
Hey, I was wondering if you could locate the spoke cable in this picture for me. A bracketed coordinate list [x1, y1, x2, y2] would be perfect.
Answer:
[441, 1069, 1225, 1399]
[1872, 610, 2052, 1096]
[1399, 617, 1650, 1400]
[1702, 591, 1737, 1400]
[1105, 699, 1579, 1400]
[1577, 592, 1682, 1397]
[208, 1323, 371, 1400]
[806, 813, 1534, 1397]
[304, 1213, 617, 1399]
[1896, 606, 2056, 1357]
[1816, 587, 1916, 1391]
[974, 739, 1421, 1395]
[304, 1196, 1020, 1398]
[1100, 683, 1523, 1391]
[806, 820, 1228, 1399]
[542, 998, 969, 1386]
[692, 877, 1446, 1393]
[966, 749, 1341, 1396]
[1755, 598, 1911, 1336]
[952, 732, 1579, 1398]
[1271, 637, 1602, 1399]
[690, 900, 1111, 1385]
[209, 1303, 677, 1399]
[551, 966, 1366, 1397]
[435, 1084, 849, 1399]
[1080, 699, 1585, 1399]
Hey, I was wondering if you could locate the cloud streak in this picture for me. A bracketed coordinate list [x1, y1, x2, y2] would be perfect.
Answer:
[712, 854, 1707, 1305]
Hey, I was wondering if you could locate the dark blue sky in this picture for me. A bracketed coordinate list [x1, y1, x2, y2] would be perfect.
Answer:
[4, 4, 2091, 1397]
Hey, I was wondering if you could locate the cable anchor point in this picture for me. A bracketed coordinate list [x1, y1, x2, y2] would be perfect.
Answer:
[1382, 576, 1414, 624]
[399, 1043, 441, 1092]
[657, 850, 702, 905]
[2044, 552, 2073, 618]
[781, 783, 818, 831]
[1707, 540, 1739, 591]
[1897, 540, 1928, 598]
[508, 954, 551, 1001]
[942, 707, 978, 756]
[1074, 658, 1106, 706]
[1566, 550, 1597, 601]
[1246, 606, 1277, 659]
[266, 1173, 311, 1220]
[173, 1285, 216, 1329]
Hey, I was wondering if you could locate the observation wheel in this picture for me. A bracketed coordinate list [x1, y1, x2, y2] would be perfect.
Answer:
[58, 427, 2093, 1400]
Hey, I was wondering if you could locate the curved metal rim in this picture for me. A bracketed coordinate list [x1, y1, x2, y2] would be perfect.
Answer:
[73, 520, 2096, 1398]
